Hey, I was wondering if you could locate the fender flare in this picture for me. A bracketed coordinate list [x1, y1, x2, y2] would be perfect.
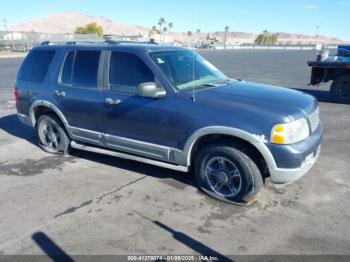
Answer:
[182, 126, 277, 170]
[29, 100, 71, 135]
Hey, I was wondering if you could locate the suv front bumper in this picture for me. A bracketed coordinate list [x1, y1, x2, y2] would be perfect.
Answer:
[268, 122, 324, 184]
[269, 145, 321, 184]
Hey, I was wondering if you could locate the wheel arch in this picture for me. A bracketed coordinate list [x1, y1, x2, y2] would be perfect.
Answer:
[29, 100, 70, 134]
[183, 127, 277, 174]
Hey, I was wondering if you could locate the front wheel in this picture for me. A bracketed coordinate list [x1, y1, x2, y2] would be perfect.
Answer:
[36, 114, 70, 155]
[194, 144, 263, 205]
[330, 76, 350, 104]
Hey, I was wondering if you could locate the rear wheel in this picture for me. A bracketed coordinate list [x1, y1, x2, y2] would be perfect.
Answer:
[194, 143, 263, 205]
[36, 114, 70, 155]
[330, 76, 350, 104]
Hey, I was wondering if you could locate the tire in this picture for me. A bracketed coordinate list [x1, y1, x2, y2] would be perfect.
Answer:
[330, 76, 350, 104]
[36, 113, 70, 155]
[194, 143, 263, 205]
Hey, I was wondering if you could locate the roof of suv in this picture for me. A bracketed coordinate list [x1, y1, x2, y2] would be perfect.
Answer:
[35, 43, 189, 53]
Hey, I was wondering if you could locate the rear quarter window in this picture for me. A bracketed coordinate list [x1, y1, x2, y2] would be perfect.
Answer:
[18, 49, 56, 82]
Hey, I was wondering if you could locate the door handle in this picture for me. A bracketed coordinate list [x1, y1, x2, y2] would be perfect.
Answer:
[105, 98, 122, 105]
[54, 90, 66, 97]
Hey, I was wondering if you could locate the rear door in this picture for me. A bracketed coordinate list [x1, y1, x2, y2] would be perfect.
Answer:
[53, 49, 106, 144]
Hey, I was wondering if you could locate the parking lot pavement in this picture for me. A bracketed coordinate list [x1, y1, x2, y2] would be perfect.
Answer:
[0, 50, 350, 257]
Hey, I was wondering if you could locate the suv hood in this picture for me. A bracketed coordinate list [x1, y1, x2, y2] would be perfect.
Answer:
[187, 80, 318, 121]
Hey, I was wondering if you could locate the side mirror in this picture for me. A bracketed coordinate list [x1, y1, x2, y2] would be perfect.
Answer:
[138, 82, 166, 99]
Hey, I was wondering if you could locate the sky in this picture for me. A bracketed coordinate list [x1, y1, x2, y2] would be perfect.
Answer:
[0, 0, 349, 40]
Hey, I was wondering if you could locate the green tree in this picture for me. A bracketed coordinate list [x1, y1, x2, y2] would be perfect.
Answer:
[255, 30, 278, 45]
[74, 22, 103, 37]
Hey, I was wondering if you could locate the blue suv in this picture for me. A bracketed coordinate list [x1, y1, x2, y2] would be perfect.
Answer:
[15, 43, 323, 204]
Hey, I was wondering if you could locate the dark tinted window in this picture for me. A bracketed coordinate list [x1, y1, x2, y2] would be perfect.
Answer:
[72, 51, 100, 88]
[19, 49, 55, 82]
[109, 52, 154, 93]
[61, 51, 75, 85]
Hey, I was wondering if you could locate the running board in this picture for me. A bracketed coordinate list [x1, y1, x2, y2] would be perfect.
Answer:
[70, 141, 188, 172]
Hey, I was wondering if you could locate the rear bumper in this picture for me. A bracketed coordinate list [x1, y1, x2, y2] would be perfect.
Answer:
[17, 113, 33, 127]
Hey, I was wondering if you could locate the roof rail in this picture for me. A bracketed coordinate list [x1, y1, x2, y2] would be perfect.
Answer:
[39, 39, 158, 46]
[40, 41, 50, 46]
[104, 39, 158, 45]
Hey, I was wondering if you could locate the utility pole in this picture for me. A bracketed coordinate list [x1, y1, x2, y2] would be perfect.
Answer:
[315, 25, 320, 44]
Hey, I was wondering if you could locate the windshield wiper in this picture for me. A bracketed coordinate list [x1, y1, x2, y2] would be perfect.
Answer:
[192, 83, 218, 89]
[212, 78, 232, 85]
[180, 81, 222, 91]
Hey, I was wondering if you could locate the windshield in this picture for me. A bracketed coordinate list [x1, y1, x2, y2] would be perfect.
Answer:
[149, 50, 228, 91]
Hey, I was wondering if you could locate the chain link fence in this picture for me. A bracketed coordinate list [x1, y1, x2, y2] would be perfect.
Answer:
[0, 31, 103, 52]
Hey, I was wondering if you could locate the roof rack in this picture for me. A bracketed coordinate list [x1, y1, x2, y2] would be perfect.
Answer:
[104, 39, 158, 45]
[39, 39, 158, 46]
[40, 40, 104, 46]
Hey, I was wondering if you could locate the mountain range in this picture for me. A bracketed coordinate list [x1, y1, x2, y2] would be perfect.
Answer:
[9, 12, 343, 44]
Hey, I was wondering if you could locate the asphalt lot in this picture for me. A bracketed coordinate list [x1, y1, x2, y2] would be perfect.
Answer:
[0, 50, 349, 258]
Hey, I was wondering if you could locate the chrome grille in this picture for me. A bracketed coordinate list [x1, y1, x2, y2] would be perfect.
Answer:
[309, 107, 320, 132]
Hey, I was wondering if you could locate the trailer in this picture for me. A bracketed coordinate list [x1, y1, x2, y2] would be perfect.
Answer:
[308, 45, 350, 103]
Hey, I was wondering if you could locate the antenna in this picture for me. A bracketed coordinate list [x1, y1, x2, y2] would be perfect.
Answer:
[191, 10, 196, 102]
[192, 48, 196, 102]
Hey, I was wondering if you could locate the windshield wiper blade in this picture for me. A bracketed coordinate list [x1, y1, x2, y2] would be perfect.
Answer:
[212, 78, 232, 85]
[185, 83, 218, 90]
[200, 83, 218, 87]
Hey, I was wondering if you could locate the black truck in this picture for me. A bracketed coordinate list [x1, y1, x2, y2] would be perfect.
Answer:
[308, 45, 350, 103]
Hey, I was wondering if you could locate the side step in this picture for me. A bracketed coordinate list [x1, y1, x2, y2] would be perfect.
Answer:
[70, 141, 188, 172]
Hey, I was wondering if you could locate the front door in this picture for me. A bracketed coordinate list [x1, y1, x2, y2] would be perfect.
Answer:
[99, 51, 176, 162]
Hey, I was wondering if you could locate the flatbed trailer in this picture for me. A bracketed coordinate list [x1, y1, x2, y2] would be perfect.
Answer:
[307, 47, 350, 103]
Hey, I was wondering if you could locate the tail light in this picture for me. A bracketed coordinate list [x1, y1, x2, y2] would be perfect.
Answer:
[14, 85, 20, 102]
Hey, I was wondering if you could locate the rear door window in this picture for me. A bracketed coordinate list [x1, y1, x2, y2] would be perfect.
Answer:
[109, 52, 155, 94]
[71, 50, 101, 88]
[19, 49, 55, 82]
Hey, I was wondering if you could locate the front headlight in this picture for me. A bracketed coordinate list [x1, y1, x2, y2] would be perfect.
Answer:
[271, 118, 310, 144]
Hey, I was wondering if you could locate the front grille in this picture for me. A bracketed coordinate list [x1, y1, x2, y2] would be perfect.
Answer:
[309, 106, 320, 132]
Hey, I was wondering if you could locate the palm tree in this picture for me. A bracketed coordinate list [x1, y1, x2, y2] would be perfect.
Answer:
[163, 27, 168, 42]
[187, 30, 193, 43]
[158, 17, 166, 42]
[149, 26, 158, 39]
[168, 22, 173, 43]
[224, 26, 230, 49]
[149, 26, 157, 38]
[196, 29, 201, 42]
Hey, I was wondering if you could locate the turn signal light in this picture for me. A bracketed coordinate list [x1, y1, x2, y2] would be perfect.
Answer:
[14, 85, 20, 102]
